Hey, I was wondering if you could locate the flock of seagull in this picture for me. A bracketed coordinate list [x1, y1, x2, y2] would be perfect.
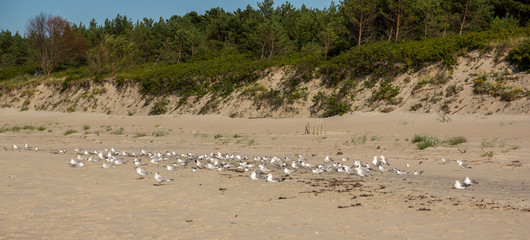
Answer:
[11, 143, 478, 189]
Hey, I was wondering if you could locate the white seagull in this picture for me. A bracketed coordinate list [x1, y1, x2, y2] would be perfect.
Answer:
[136, 167, 150, 179]
[457, 160, 471, 169]
[250, 170, 266, 180]
[453, 180, 469, 189]
[259, 164, 272, 173]
[283, 167, 296, 175]
[267, 173, 283, 183]
[464, 177, 478, 185]
[13, 144, 20, 150]
[102, 162, 115, 169]
[154, 171, 173, 185]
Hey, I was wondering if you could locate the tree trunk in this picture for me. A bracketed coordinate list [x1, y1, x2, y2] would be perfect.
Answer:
[443, 15, 448, 38]
[459, 0, 469, 35]
[260, 38, 266, 60]
[395, 7, 401, 41]
[268, 35, 274, 59]
[357, 17, 363, 46]
[177, 42, 182, 64]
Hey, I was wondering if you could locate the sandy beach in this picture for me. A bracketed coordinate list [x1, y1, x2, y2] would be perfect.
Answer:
[1, 108, 529, 239]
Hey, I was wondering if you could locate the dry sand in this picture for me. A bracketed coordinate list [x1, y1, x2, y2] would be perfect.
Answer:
[1, 108, 529, 239]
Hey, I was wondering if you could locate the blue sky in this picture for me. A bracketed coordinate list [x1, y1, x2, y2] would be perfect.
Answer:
[0, 0, 335, 35]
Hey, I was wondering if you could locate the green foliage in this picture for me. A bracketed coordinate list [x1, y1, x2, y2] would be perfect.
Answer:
[322, 28, 529, 86]
[412, 134, 467, 150]
[410, 103, 423, 111]
[507, 40, 530, 72]
[412, 134, 440, 150]
[473, 73, 527, 101]
[446, 136, 467, 146]
[370, 79, 400, 104]
[320, 93, 351, 118]
[63, 129, 77, 135]
[111, 127, 124, 135]
[149, 98, 170, 115]
[0, 65, 39, 81]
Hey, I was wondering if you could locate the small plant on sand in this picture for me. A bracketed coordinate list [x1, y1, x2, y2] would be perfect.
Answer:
[152, 130, 167, 137]
[446, 136, 467, 146]
[481, 137, 505, 149]
[412, 134, 467, 150]
[64, 129, 77, 135]
[149, 98, 170, 115]
[111, 127, 124, 135]
[412, 134, 440, 150]
[134, 133, 147, 138]
[481, 151, 494, 158]
[83, 124, 91, 131]
[214, 134, 223, 139]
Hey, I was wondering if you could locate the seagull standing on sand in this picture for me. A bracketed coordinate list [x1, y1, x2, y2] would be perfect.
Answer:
[259, 164, 272, 173]
[136, 167, 151, 179]
[13, 145, 20, 150]
[250, 170, 266, 180]
[69, 158, 84, 167]
[464, 177, 478, 185]
[154, 171, 173, 185]
[102, 162, 115, 169]
[453, 180, 470, 189]
[284, 167, 296, 175]
[457, 160, 471, 169]
[267, 173, 283, 182]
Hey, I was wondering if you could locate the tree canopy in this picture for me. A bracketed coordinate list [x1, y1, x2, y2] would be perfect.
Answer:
[0, 0, 528, 74]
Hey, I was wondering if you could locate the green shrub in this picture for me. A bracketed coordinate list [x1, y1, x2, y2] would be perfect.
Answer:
[507, 40, 530, 72]
[64, 129, 77, 135]
[149, 98, 170, 115]
[446, 136, 467, 146]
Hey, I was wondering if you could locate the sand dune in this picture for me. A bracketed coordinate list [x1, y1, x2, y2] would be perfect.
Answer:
[1, 109, 529, 239]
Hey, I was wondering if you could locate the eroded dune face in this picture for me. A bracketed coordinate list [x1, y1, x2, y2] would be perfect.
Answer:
[1, 51, 528, 118]
[1, 109, 529, 239]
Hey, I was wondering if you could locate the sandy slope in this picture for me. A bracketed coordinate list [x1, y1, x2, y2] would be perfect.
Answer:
[0, 109, 529, 239]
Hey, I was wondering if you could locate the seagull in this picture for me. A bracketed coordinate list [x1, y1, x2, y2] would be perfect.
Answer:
[69, 158, 84, 167]
[355, 167, 372, 177]
[464, 177, 478, 185]
[441, 157, 449, 163]
[324, 156, 333, 163]
[453, 180, 469, 189]
[371, 156, 379, 167]
[259, 164, 272, 173]
[166, 163, 179, 171]
[291, 161, 301, 169]
[59, 149, 67, 153]
[24, 143, 31, 150]
[267, 173, 283, 183]
[13, 145, 20, 150]
[250, 170, 266, 180]
[283, 167, 296, 175]
[102, 162, 115, 169]
[133, 158, 142, 166]
[154, 171, 173, 185]
[378, 164, 387, 173]
[413, 170, 424, 175]
[457, 160, 471, 169]
[136, 167, 150, 178]
[34, 146, 39, 151]
[380, 155, 389, 165]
